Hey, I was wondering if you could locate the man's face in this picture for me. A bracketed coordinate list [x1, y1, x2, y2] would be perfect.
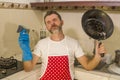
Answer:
[45, 14, 63, 34]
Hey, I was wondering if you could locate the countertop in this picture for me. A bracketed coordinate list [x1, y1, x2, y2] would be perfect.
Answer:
[1, 64, 120, 80]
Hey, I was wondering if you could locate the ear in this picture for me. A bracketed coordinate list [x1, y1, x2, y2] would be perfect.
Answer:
[61, 20, 64, 25]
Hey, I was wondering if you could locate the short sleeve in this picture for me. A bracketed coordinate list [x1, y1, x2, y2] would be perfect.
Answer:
[32, 38, 49, 57]
[32, 41, 42, 57]
[74, 41, 84, 58]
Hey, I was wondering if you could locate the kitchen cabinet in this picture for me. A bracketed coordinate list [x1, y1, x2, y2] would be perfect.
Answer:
[30, 1, 120, 11]
[3, 65, 41, 80]
[109, 78, 119, 80]
[2, 65, 120, 80]
[23, 72, 40, 80]
[3, 70, 40, 80]
[75, 70, 108, 80]
[5, 71, 36, 80]
[0, 79, 9, 80]
[109, 74, 120, 80]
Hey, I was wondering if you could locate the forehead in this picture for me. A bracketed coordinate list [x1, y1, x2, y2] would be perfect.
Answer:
[45, 14, 59, 21]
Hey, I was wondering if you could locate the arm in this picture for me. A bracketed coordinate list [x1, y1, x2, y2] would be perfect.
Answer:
[77, 54, 101, 70]
[23, 54, 39, 72]
[18, 29, 39, 72]
[77, 41, 106, 70]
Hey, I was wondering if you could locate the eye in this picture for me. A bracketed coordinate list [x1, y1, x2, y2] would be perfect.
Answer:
[46, 21, 51, 25]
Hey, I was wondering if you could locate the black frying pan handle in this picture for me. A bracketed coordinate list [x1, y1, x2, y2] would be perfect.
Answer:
[98, 42, 104, 57]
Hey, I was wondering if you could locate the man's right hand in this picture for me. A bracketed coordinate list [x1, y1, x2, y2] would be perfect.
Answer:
[95, 40, 106, 57]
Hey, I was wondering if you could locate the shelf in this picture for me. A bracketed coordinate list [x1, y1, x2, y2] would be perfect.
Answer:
[0, 2, 31, 9]
[30, 1, 120, 11]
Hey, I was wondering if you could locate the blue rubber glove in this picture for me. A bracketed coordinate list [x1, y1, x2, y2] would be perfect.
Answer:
[18, 29, 32, 61]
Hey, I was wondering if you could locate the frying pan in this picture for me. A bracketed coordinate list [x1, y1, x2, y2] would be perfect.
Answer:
[81, 9, 114, 57]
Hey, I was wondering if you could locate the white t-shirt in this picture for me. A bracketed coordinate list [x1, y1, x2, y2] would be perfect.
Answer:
[33, 36, 84, 79]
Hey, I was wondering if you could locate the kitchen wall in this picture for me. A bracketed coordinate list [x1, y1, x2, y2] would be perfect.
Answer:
[0, 8, 43, 57]
[42, 10, 120, 59]
[0, 0, 120, 60]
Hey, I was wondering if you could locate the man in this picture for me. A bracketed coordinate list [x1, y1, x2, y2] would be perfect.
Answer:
[18, 10, 106, 80]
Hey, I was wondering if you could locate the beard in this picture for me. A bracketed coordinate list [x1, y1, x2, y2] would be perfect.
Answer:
[49, 23, 62, 34]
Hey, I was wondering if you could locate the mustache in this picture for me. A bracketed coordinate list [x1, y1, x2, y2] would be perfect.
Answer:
[51, 24, 57, 27]
[49, 24, 62, 34]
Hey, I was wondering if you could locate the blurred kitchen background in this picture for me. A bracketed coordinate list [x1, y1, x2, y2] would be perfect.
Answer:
[0, 0, 120, 61]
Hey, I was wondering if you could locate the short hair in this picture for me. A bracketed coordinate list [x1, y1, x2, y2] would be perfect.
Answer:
[44, 10, 62, 22]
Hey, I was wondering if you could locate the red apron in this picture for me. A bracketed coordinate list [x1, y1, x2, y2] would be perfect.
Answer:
[40, 55, 71, 80]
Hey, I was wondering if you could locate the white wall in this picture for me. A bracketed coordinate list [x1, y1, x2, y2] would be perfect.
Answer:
[0, 10, 120, 60]
[43, 10, 120, 59]
[0, 0, 120, 59]
[0, 9, 43, 57]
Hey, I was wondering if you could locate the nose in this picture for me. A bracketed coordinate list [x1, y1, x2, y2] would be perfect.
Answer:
[51, 22, 55, 26]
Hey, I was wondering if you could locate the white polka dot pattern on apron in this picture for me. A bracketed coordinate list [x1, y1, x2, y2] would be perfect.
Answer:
[40, 56, 71, 80]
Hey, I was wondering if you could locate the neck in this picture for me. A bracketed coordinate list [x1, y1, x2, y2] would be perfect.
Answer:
[50, 32, 65, 41]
